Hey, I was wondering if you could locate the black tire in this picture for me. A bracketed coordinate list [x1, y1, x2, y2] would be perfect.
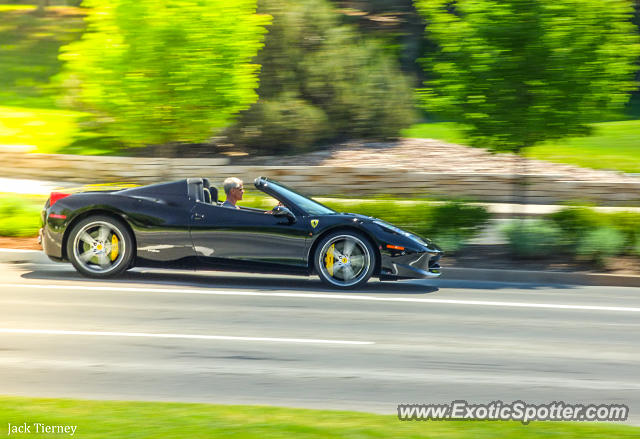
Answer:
[66, 215, 134, 278]
[314, 231, 376, 289]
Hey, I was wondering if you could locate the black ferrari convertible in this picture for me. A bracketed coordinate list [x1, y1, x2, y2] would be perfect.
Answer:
[40, 177, 442, 289]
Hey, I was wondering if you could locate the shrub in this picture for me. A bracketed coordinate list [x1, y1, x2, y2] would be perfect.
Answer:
[427, 232, 467, 254]
[502, 220, 563, 258]
[226, 95, 330, 154]
[576, 227, 625, 265]
[428, 202, 491, 237]
[548, 207, 605, 247]
[634, 238, 640, 257]
[0, 196, 41, 237]
[608, 211, 640, 254]
[228, 0, 415, 153]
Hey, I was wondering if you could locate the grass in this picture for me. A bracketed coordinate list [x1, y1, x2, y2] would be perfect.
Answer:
[400, 122, 471, 146]
[528, 120, 640, 174]
[0, 194, 44, 237]
[402, 120, 640, 174]
[0, 105, 85, 153]
[1, 396, 639, 439]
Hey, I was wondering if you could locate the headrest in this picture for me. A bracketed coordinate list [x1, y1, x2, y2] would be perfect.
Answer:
[209, 187, 218, 203]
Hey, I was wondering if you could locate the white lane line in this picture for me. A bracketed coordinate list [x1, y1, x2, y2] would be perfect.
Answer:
[0, 328, 373, 345]
[1, 283, 639, 313]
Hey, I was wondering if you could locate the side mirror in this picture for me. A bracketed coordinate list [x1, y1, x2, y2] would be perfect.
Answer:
[272, 205, 296, 224]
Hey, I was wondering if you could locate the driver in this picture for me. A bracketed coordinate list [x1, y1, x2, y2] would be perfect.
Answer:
[221, 177, 243, 209]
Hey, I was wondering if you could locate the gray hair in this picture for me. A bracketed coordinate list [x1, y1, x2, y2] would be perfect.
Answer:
[223, 177, 243, 195]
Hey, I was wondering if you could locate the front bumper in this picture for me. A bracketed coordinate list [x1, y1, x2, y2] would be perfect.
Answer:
[379, 249, 442, 279]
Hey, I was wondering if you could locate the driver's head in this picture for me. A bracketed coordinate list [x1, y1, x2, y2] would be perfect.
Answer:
[223, 177, 244, 199]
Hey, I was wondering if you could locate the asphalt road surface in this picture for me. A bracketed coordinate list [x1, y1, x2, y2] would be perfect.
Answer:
[0, 256, 639, 422]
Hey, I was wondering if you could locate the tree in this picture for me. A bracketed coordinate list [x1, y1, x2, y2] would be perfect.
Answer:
[415, 0, 640, 155]
[227, 0, 415, 154]
[59, 0, 270, 148]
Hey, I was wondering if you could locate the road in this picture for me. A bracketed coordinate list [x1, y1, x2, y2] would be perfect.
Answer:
[0, 256, 638, 421]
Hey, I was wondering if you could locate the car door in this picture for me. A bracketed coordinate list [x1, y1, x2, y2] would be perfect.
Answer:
[189, 202, 309, 268]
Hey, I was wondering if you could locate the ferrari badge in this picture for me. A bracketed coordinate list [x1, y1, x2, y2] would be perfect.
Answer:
[311, 219, 319, 228]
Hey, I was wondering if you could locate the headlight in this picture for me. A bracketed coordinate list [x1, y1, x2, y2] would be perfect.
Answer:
[373, 220, 410, 237]
[374, 220, 430, 246]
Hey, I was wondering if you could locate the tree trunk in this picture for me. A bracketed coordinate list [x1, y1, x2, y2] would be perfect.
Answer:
[511, 148, 528, 218]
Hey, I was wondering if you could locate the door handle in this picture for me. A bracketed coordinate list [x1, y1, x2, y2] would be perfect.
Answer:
[193, 213, 205, 221]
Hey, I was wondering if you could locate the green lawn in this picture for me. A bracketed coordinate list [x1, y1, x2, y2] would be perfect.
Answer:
[1, 396, 638, 439]
[0, 105, 84, 153]
[528, 120, 640, 174]
[402, 120, 640, 174]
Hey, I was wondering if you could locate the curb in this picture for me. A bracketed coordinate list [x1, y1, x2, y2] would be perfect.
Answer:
[2, 249, 639, 288]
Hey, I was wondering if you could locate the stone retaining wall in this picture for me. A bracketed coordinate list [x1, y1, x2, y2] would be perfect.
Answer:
[2, 152, 639, 205]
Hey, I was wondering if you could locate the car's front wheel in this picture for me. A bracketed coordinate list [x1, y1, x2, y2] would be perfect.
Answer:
[66, 215, 134, 278]
[314, 231, 375, 289]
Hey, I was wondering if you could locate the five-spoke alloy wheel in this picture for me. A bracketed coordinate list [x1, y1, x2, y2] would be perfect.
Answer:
[67, 215, 134, 278]
[314, 231, 375, 289]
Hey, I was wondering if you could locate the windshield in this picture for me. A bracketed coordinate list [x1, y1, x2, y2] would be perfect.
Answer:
[263, 179, 336, 215]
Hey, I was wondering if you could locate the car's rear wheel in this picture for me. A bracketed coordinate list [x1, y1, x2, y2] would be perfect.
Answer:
[314, 231, 375, 289]
[67, 215, 134, 278]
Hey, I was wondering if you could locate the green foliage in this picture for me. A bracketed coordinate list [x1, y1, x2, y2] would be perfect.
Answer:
[0, 6, 86, 109]
[608, 211, 640, 252]
[59, 0, 271, 147]
[576, 227, 625, 265]
[228, 95, 330, 154]
[549, 206, 640, 256]
[0, 196, 42, 237]
[634, 237, 640, 256]
[227, 0, 415, 153]
[502, 219, 563, 258]
[415, 0, 640, 153]
[548, 207, 606, 246]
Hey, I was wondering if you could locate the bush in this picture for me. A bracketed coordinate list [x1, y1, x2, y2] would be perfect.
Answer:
[549, 206, 640, 256]
[226, 95, 330, 154]
[634, 238, 640, 257]
[548, 206, 606, 247]
[0, 196, 42, 237]
[608, 211, 640, 253]
[502, 220, 563, 258]
[576, 227, 625, 265]
[228, 0, 415, 153]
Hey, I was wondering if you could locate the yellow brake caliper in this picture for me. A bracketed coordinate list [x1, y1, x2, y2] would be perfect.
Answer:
[325, 244, 335, 277]
[110, 234, 119, 261]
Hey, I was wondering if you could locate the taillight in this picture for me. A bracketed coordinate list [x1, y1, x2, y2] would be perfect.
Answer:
[49, 192, 71, 207]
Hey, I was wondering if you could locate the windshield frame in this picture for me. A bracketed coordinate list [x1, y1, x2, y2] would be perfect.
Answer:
[255, 177, 336, 216]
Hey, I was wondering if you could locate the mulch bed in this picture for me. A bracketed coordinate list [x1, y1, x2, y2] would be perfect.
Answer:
[446, 244, 640, 276]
